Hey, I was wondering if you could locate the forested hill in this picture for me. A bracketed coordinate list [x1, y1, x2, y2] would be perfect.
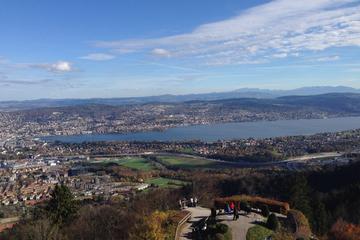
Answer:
[18, 92, 360, 114]
[10, 93, 360, 122]
[0, 86, 359, 111]
[201, 93, 360, 113]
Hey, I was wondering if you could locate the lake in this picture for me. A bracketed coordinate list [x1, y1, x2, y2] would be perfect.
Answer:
[41, 116, 360, 143]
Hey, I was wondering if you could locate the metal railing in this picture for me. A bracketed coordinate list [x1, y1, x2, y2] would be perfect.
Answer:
[174, 211, 192, 240]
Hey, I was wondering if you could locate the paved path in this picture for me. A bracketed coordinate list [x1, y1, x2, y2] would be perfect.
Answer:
[218, 212, 265, 240]
[178, 207, 268, 240]
[179, 207, 211, 240]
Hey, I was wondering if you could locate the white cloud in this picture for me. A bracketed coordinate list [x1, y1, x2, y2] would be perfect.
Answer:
[273, 53, 288, 58]
[30, 61, 74, 73]
[80, 53, 115, 61]
[151, 48, 171, 57]
[315, 55, 340, 62]
[50, 61, 73, 72]
[95, 0, 360, 65]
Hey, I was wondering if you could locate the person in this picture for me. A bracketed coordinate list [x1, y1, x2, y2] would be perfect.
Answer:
[225, 203, 230, 213]
[230, 202, 235, 211]
[182, 198, 187, 209]
[194, 197, 198, 207]
[190, 197, 194, 207]
[233, 207, 238, 221]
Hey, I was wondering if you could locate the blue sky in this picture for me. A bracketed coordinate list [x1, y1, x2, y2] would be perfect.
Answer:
[0, 0, 360, 100]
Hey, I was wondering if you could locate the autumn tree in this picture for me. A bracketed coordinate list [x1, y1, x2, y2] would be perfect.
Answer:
[328, 219, 360, 240]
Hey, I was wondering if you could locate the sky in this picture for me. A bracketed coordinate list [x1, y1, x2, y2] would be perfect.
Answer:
[0, 0, 360, 100]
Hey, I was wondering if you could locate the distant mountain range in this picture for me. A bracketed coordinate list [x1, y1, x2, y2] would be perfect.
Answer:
[1, 86, 359, 111]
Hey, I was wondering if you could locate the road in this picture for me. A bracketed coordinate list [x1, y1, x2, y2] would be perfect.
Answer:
[284, 151, 343, 162]
[158, 152, 344, 168]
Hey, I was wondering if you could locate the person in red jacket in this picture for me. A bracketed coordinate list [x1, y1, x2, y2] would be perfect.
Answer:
[230, 202, 235, 211]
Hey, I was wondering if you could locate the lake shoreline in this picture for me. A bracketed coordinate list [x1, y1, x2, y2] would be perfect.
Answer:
[40, 116, 360, 143]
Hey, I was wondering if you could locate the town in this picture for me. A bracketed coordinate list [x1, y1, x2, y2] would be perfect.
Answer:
[1, 128, 360, 209]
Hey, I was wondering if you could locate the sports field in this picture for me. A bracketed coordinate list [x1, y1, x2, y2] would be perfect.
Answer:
[91, 157, 155, 171]
[156, 155, 219, 169]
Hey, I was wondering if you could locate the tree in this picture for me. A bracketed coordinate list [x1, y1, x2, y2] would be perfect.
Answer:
[209, 208, 217, 224]
[328, 219, 360, 240]
[289, 175, 313, 222]
[130, 210, 169, 240]
[47, 184, 77, 224]
[2, 218, 62, 240]
[267, 213, 279, 231]
[312, 196, 328, 235]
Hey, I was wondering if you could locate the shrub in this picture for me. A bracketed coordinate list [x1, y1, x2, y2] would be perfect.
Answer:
[214, 195, 290, 214]
[271, 230, 294, 240]
[216, 224, 229, 234]
[214, 233, 225, 240]
[267, 213, 279, 231]
[287, 209, 311, 238]
[240, 201, 251, 213]
[260, 205, 270, 217]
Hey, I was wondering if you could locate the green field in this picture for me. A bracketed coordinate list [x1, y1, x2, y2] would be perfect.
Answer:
[146, 177, 188, 188]
[246, 225, 273, 240]
[90, 154, 229, 171]
[157, 155, 218, 169]
[91, 157, 155, 171]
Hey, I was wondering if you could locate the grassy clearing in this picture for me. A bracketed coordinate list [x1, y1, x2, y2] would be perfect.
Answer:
[91, 157, 155, 171]
[246, 225, 273, 240]
[157, 155, 218, 169]
[145, 177, 188, 188]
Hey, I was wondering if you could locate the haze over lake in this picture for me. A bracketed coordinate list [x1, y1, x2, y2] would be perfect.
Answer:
[40, 116, 360, 143]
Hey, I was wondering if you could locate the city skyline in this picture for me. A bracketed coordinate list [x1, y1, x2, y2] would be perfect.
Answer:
[0, 0, 360, 100]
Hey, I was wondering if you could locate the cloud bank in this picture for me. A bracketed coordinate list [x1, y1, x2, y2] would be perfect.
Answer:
[95, 0, 360, 65]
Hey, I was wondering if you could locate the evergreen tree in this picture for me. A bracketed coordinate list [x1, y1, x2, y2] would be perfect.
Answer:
[289, 175, 313, 222]
[47, 184, 77, 224]
[312, 196, 328, 235]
